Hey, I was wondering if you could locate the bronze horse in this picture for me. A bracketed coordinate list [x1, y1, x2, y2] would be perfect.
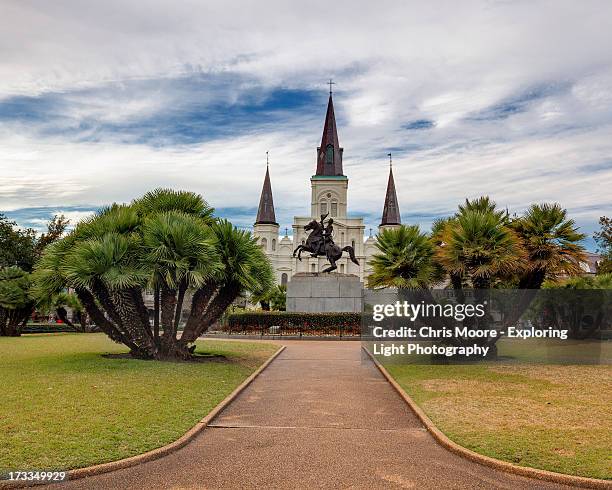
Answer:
[292, 219, 359, 273]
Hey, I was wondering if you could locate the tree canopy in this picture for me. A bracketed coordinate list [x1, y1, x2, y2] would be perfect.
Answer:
[0, 214, 69, 336]
[369, 197, 587, 290]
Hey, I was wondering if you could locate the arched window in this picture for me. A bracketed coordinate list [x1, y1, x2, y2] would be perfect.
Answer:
[320, 202, 327, 214]
[325, 144, 334, 165]
[331, 201, 338, 216]
[281, 273, 288, 286]
[351, 239, 355, 249]
[311, 264, 316, 272]
[261, 237, 267, 250]
[272, 239, 276, 251]
[340, 264, 345, 273]
[340, 232, 345, 245]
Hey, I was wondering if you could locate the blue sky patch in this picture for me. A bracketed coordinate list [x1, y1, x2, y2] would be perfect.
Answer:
[0, 74, 326, 146]
[467, 83, 569, 122]
[402, 119, 435, 130]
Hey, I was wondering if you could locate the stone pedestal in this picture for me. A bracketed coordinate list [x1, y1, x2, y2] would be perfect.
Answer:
[287, 273, 363, 313]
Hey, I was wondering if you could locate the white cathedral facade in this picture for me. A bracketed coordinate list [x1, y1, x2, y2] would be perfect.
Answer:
[252, 92, 402, 285]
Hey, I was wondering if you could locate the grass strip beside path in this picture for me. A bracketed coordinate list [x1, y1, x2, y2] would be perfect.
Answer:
[0, 334, 277, 472]
[383, 361, 612, 480]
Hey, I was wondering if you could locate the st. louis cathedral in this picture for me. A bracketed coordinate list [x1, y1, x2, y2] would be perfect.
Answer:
[252, 91, 402, 285]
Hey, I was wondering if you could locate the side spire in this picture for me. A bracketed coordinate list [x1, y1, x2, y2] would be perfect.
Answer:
[316, 87, 344, 176]
[255, 153, 277, 225]
[380, 153, 401, 226]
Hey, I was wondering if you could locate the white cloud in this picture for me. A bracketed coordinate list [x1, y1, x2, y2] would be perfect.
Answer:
[0, 0, 611, 248]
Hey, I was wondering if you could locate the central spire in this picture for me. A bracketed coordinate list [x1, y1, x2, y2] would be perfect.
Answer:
[316, 92, 344, 176]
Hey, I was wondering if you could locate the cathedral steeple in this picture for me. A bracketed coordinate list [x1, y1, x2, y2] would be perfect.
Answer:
[255, 155, 277, 225]
[380, 154, 401, 227]
[316, 89, 344, 176]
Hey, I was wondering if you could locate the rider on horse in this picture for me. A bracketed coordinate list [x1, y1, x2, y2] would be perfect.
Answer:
[310, 213, 329, 256]
[322, 218, 334, 253]
[293, 213, 359, 273]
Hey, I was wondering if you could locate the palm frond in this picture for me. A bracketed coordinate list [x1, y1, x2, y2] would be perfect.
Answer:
[367, 225, 437, 289]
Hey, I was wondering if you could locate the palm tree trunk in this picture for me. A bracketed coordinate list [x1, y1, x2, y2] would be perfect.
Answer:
[76, 311, 87, 332]
[154, 283, 191, 359]
[185, 282, 240, 342]
[153, 284, 160, 348]
[75, 287, 139, 350]
[181, 282, 217, 343]
[129, 287, 151, 334]
[4, 307, 29, 336]
[0, 307, 7, 336]
[56, 307, 74, 327]
[173, 279, 187, 332]
[83, 284, 151, 357]
[111, 288, 158, 357]
[160, 285, 177, 337]
[1, 307, 26, 336]
[92, 279, 125, 331]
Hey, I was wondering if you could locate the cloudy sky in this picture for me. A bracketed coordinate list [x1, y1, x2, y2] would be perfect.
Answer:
[1, 0, 611, 249]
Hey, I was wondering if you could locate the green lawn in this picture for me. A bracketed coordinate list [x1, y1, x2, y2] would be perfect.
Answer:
[0, 333, 278, 472]
[382, 358, 612, 479]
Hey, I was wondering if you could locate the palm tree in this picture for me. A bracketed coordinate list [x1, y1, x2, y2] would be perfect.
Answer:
[252, 284, 287, 311]
[432, 197, 513, 290]
[436, 209, 525, 289]
[511, 203, 586, 288]
[271, 285, 287, 311]
[34, 190, 273, 360]
[367, 225, 439, 289]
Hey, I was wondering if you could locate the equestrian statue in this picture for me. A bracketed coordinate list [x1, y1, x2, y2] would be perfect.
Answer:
[292, 213, 360, 273]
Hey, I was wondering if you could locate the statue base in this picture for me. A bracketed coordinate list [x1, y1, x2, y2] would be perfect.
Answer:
[286, 273, 363, 313]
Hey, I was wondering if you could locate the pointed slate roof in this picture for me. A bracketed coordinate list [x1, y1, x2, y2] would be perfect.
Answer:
[316, 94, 344, 176]
[381, 167, 401, 226]
[255, 166, 277, 225]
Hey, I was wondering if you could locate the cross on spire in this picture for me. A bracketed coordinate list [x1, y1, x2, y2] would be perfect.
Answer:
[388, 152, 392, 168]
[327, 78, 335, 95]
[266, 151, 269, 167]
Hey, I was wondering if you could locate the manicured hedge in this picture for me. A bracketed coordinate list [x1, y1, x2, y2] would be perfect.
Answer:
[226, 311, 362, 336]
[22, 323, 78, 334]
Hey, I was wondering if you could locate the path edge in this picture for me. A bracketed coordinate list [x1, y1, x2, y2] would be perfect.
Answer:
[363, 346, 611, 490]
[1, 345, 286, 489]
